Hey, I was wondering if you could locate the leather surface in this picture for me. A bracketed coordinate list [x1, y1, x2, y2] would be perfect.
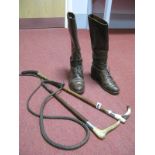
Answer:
[88, 14, 119, 95]
[67, 12, 84, 94]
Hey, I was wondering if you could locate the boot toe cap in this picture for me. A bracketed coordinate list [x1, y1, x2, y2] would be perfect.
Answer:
[69, 78, 84, 94]
[102, 78, 120, 95]
[106, 85, 120, 95]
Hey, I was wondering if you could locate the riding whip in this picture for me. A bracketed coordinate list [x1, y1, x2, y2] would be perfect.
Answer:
[20, 70, 130, 150]
[21, 70, 131, 123]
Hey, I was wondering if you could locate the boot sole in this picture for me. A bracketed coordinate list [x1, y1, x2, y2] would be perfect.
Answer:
[91, 73, 119, 95]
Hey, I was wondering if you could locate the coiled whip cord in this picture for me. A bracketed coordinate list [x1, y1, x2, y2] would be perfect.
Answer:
[20, 73, 90, 150]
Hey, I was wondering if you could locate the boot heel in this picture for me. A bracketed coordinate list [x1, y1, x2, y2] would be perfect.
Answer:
[91, 66, 99, 82]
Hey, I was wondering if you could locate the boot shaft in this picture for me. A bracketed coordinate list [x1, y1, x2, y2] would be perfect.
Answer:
[88, 14, 109, 51]
[88, 14, 109, 68]
[67, 12, 81, 60]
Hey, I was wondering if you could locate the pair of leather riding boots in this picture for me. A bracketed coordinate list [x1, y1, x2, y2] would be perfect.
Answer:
[67, 12, 119, 95]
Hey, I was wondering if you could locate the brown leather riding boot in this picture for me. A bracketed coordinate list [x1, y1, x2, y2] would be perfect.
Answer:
[67, 12, 84, 94]
[88, 14, 119, 95]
